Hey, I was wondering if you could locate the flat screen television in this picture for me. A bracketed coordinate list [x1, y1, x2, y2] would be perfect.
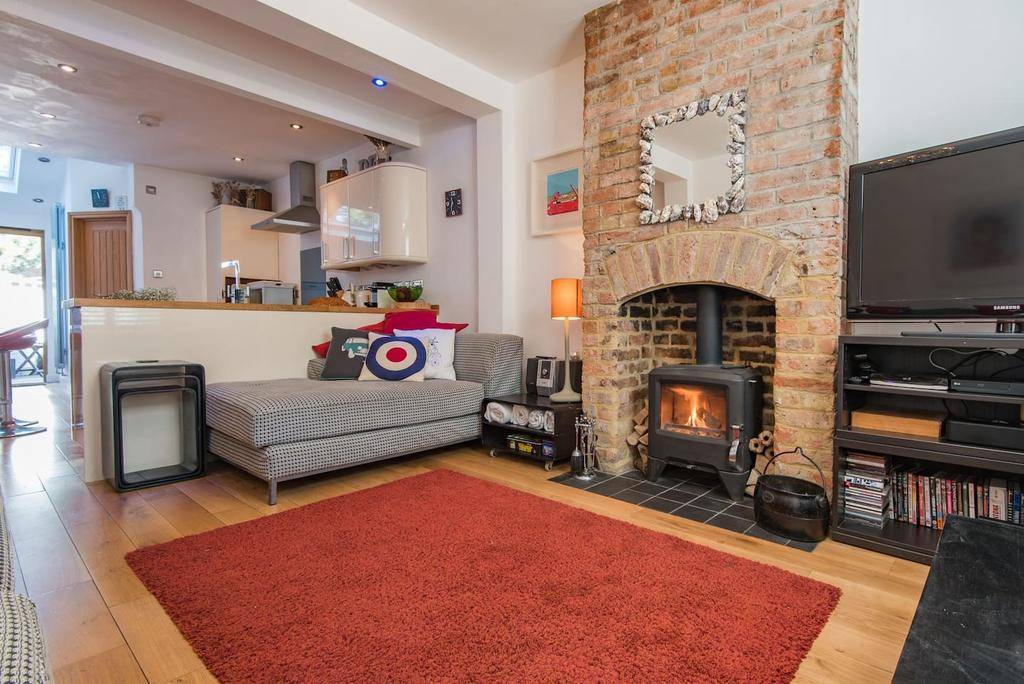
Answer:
[847, 126, 1024, 319]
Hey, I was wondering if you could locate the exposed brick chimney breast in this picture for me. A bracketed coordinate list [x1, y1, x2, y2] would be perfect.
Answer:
[581, 0, 858, 482]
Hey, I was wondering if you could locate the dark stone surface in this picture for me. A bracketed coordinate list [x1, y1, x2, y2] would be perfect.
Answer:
[894, 516, 1024, 683]
[547, 467, 817, 552]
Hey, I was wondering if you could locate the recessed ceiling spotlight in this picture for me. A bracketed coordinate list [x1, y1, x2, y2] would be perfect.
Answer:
[57, 63, 78, 73]
[233, 156, 244, 162]
[32, 198, 44, 203]
[36, 112, 57, 119]
[371, 77, 388, 88]
[137, 113, 162, 128]
[289, 123, 303, 130]
[38, 157, 50, 163]
[26, 142, 42, 148]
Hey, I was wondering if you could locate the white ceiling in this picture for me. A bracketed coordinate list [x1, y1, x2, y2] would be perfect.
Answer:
[349, 0, 606, 83]
[0, 12, 437, 183]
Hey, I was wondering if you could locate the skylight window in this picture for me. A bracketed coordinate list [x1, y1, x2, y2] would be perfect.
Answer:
[0, 146, 15, 180]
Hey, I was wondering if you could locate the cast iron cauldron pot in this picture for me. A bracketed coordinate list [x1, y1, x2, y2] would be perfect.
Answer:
[753, 447, 830, 542]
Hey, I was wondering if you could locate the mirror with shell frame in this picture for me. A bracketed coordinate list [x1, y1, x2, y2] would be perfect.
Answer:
[637, 90, 747, 225]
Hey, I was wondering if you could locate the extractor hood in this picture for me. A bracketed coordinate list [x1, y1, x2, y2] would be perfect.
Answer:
[251, 161, 320, 234]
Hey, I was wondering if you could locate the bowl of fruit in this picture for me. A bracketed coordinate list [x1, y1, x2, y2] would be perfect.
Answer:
[387, 283, 423, 303]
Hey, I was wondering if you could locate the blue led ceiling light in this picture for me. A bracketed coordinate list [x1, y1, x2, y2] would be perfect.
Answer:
[371, 77, 388, 88]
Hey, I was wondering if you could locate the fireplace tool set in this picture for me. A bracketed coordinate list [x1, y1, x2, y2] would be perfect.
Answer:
[570, 413, 598, 480]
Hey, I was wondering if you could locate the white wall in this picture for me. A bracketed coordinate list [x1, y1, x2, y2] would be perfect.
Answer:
[132, 165, 222, 300]
[511, 56, 585, 359]
[63, 158, 132, 213]
[859, 0, 1024, 161]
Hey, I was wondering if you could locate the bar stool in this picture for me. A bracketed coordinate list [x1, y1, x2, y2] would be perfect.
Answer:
[1, 320, 48, 439]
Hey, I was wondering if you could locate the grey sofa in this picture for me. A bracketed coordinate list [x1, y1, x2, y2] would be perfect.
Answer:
[206, 333, 523, 503]
[0, 505, 51, 683]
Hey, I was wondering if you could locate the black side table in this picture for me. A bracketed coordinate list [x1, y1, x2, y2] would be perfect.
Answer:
[100, 361, 206, 491]
[481, 393, 582, 470]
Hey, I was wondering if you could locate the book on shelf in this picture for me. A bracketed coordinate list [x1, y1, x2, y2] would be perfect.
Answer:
[842, 453, 890, 527]
[886, 463, 1023, 530]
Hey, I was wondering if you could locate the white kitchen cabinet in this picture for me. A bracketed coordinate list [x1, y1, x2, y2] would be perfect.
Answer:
[319, 162, 427, 270]
[205, 205, 281, 301]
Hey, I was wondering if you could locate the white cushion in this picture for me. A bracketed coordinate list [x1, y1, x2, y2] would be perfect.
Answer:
[393, 328, 457, 380]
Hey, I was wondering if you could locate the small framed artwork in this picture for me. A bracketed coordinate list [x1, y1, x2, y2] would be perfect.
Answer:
[530, 148, 583, 236]
[90, 188, 110, 208]
[445, 188, 463, 217]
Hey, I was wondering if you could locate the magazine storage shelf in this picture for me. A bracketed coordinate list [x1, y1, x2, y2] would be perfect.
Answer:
[833, 334, 1024, 564]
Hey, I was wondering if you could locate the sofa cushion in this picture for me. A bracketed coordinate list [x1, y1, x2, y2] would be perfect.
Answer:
[0, 592, 50, 684]
[206, 378, 484, 448]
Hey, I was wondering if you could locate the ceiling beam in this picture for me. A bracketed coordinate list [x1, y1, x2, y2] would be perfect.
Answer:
[0, 0, 422, 147]
[188, 0, 514, 119]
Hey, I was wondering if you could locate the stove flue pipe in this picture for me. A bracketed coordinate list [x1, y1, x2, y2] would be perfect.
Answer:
[696, 285, 723, 366]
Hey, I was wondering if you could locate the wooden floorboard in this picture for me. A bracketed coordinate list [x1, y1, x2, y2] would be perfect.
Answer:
[1, 382, 927, 682]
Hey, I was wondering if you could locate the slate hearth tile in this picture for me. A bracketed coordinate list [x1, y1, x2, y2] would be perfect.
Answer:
[657, 488, 699, 505]
[672, 481, 714, 496]
[725, 504, 755, 522]
[549, 473, 574, 484]
[631, 481, 669, 496]
[585, 477, 638, 496]
[745, 525, 790, 546]
[671, 505, 716, 523]
[611, 489, 653, 505]
[688, 494, 730, 513]
[559, 476, 601, 490]
[706, 514, 754, 535]
[620, 470, 644, 481]
[639, 496, 681, 514]
[787, 540, 819, 553]
[703, 486, 737, 503]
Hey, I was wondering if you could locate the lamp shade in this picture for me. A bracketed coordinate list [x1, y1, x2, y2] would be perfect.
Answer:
[551, 278, 582, 320]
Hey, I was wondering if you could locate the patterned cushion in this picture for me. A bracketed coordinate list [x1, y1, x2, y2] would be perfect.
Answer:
[453, 334, 524, 397]
[207, 378, 484, 448]
[308, 333, 523, 394]
[0, 592, 50, 684]
[208, 413, 481, 481]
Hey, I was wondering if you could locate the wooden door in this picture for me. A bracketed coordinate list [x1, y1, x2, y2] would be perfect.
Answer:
[69, 211, 133, 297]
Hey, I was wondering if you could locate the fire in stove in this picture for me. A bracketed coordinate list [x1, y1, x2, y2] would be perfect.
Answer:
[660, 385, 726, 439]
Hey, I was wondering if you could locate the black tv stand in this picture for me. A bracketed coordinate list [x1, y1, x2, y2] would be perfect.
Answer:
[902, 331, 1024, 340]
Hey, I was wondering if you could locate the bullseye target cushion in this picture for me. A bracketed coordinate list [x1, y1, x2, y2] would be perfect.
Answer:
[357, 333, 427, 382]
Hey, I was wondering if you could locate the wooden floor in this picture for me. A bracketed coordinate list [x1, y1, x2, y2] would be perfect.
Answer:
[2, 381, 928, 683]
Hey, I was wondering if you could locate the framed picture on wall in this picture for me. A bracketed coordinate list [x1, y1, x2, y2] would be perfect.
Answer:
[530, 148, 583, 236]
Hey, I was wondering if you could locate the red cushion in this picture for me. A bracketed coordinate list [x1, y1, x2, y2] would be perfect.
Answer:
[317, 311, 467, 354]
[311, 340, 331, 358]
[359, 310, 468, 334]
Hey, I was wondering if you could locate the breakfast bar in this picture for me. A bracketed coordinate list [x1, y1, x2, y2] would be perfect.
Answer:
[65, 298, 396, 482]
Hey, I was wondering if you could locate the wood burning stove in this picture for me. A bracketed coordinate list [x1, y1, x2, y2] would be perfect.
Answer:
[647, 285, 763, 501]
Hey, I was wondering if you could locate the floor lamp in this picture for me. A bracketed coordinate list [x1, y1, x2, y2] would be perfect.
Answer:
[550, 278, 582, 403]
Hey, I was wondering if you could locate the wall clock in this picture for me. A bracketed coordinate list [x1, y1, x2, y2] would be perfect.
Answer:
[444, 188, 463, 217]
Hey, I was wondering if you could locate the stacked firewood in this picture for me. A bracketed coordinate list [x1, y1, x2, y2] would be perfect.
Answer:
[628, 400, 649, 472]
[748, 430, 775, 460]
[746, 430, 775, 495]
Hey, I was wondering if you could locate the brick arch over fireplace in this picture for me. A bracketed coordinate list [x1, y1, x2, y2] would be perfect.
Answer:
[604, 232, 804, 305]
[588, 229, 833, 479]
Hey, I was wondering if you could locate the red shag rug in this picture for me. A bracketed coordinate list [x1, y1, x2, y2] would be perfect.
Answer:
[127, 470, 840, 683]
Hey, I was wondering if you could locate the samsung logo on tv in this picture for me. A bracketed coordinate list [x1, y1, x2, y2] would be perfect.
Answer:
[992, 305, 1022, 311]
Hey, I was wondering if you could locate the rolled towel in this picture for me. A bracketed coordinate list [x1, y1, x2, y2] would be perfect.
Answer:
[527, 409, 545, 429]
[543, 410, 555, 433]
[484, 402, 512, 424]
[512, 404, 530, 426]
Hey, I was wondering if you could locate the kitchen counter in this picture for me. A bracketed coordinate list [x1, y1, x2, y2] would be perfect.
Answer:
[64, 298, 437, 313]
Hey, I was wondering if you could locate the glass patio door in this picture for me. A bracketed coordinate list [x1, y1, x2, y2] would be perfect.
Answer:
[0, 227, 46, 385]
